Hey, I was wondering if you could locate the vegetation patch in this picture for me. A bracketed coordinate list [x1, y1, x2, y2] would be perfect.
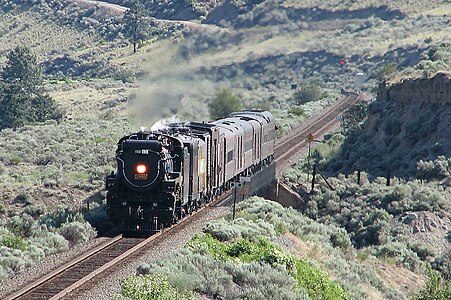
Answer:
[0, 209, 96, 281]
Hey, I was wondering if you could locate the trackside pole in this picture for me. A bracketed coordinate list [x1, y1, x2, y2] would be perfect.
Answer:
[310, 164, 316, 194]
[233, 185, 237, 220]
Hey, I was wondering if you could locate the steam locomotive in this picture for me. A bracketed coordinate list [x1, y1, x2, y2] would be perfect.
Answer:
[105, 110, 275, 233]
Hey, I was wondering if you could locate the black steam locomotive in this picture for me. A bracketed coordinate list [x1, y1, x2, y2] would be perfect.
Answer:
[105, 110, 275, 233]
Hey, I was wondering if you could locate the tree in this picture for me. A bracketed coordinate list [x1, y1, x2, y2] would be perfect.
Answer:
[0, 46, 62, 130]
[2, 46, 43, 91]
[208, 88, 243, 120]
[342, 101, 368, 135]
[123, 0, 151, 53]
[292, 84, 326, 105]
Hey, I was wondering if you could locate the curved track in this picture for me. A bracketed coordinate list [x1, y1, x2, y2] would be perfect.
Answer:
[275, 92, 362, 174]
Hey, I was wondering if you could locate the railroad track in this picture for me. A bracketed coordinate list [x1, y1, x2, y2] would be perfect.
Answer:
[5, 236, 146, 300]
[5, 93, 361, 299]
[275, 92, 362, 173]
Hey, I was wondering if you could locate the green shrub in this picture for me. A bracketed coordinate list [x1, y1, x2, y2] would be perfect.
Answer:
[187, 232, 347, 299]
[208, 88, 243, 120]
[24, 204, 47, 218]
[377, 62, 397, 81]
[119, 273, 185, 300]
[413, 267, 451, 300]
[7, 214, 37, 238]
[58, 221, 96, 245]
[9, 153, 22, 165]
[288, 106, 306, 117]
[295, 259, 349, 300]
[137, 263, 152, 275]
[0, 203, 6, 215]
[330, 229, 352, 250]
[40, 206, 77, 228]
[431, 249, 451, 281]
[0, 234, 27, 251]
[292, 84, 326, 105]
[14, 192, 33, 206]
[409, 242, 435, 261]
[417, 156, 451, 180]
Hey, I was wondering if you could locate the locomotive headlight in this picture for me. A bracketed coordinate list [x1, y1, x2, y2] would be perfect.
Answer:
[136, 164, 147, 174]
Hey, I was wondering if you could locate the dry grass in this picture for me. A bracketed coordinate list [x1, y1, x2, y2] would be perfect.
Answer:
[374, 261, 426, 295]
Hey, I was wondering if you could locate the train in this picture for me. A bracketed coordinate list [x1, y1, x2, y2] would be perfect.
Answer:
[105, 110, 275, 233]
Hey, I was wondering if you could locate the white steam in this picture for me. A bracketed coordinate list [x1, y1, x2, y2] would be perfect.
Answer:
[150, 115, 181, 132]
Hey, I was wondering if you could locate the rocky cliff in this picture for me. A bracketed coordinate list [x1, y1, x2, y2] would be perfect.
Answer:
[334, 72, 451, 178]
[380, 72, 451, 106]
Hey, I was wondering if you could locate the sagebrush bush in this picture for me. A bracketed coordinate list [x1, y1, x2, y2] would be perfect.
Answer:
[0, 205, 99, 280]
[0, 202, 7, 215]
[58, 221, 96, 245]
[413, 267, 451, 300]
[28, 231, 69, 256]
[0, 117, 129, 192]
[283, 163, 451, 251]
[121, 196, 407, 298]
[140, 248, 304, 300]
[7, 214, 37, 238]
[431, 249, 451, 281]
[119, 273, 185, 300]
[204, 217, 277, 242]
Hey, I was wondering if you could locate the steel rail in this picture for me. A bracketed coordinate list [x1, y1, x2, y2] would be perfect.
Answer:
[4, 235, 123, 300]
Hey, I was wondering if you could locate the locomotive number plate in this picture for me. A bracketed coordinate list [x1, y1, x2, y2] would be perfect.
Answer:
[134, 174, 148, 180]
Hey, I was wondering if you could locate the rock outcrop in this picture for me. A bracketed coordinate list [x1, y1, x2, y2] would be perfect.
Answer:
[379, 72, 451, 106]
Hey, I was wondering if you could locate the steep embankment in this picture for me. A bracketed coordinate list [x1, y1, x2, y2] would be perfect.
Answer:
[335, 72, 450, 178]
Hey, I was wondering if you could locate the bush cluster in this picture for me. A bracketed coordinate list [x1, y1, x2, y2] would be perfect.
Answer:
[0, 209, 97, 280]
[133, 233, 347, 300]
[1, 0, 123, 40]
[119, 273, 191, 300]
[292, 84, 328, 105]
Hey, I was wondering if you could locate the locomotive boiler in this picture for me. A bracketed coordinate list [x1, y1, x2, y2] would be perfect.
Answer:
[106, 110, 275, 233]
